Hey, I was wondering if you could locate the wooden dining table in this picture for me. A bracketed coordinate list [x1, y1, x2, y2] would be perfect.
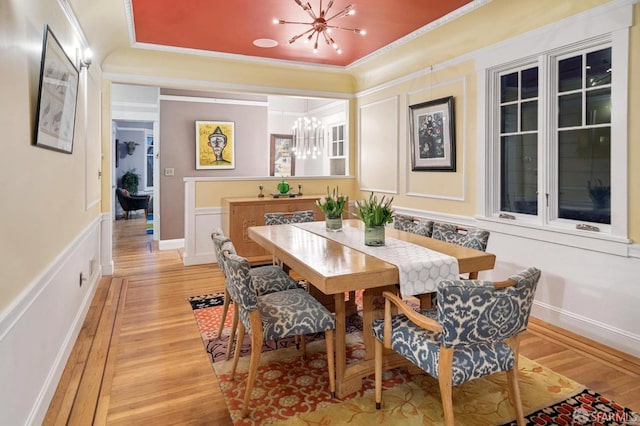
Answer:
[248, 218, 496, 398]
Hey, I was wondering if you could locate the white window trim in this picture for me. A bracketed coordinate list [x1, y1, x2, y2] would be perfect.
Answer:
[143, 130, 154, 191]
[475, 0, 632, 255]
[328, 123, 346, 158]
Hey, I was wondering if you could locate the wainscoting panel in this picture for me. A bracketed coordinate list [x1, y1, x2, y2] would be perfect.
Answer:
[0, 218, 102, 425]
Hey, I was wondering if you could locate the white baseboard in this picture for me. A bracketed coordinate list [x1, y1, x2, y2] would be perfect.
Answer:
[158, 238, 184, 250]
[183, 253, 215, 266]
[0, 218, 102, 426]
[532, 300, 640, 358]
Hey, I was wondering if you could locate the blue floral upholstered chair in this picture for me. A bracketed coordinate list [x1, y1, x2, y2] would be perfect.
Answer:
[291, 209, 315, 223]
[211, 233, 300, 359]
[372, 267, 541, 426]
[264, 209, 315, 225]
[432, 222, 490, 253]
[263, 212, 290, 225]
[223, 251, 336, 418]
[393, 213, 434, 237]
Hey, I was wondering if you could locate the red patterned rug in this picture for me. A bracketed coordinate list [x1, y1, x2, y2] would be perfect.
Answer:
[189, 293, 637, 426]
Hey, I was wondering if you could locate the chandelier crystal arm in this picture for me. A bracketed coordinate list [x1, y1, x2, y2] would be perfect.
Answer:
[275, 1, 364, 54]
[295, 0, 318, 20]
[326, 25, 365, 34]
[324, 4, 353, 22]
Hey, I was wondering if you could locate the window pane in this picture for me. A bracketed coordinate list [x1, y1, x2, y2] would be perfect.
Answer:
[521, 67, 538, 99]
[586, 88, 611, 124]
[558, 93, 582, 127]
[501, 104, 518, 133]
[559, 55, 582, 92]
[586, 47, 612, 87]
[500, 134, 538, 215]
[501, 72, 518, 102]
[558, 129, 610, 224]
[521, 101, 538, 131]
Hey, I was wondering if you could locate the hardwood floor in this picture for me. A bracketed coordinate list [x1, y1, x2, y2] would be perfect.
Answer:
[44, 216, 639, 425]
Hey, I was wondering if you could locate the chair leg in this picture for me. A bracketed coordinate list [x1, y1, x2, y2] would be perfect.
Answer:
[217, 289, 231, 338]
[374, 337, 383, 409]
[506, 368, 525, 425]
[325, 329, 335, 398]
[230, 321, 245, 380]
[241, 326, 263, 418]
[300, 334, 306, 359]
[225, 306, 239, 360]
[438, 347, 455, 426]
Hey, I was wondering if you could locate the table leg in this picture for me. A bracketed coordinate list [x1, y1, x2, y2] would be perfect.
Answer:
[362, 286, 397, 361]
[333, 292, 347, 396]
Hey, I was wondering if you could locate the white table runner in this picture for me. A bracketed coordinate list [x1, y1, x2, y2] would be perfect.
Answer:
[294, 221, 459, 297]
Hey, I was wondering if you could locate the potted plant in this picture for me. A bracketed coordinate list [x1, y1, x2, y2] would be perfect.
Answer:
[316, 186, 347, 231]
[355, 192, 394, 246]
[122, 169, 140, 194]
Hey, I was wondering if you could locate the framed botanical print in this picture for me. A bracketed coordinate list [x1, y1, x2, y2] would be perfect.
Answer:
[195, 120, 235, 170]
[409, 96, 456, 171]
[34, 25, 79, 154]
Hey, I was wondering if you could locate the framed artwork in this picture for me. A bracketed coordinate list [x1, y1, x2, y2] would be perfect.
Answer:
[195, 120, 235, 169]
[34, 25, 79, 154]
[409, 96, 456, 171]
[270, 134, 295, 176]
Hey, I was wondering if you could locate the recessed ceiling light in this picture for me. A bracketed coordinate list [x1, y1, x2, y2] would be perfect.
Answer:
[253, 38, 278, 48]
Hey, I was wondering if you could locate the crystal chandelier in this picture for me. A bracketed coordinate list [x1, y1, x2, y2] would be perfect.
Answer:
[292, 115, 324, 160]
[273, 0, 366, 54]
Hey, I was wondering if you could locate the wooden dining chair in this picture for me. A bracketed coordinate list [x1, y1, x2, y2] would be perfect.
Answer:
[373, 267, 541, 426]
[211, 233, 300, 359]
[223, 251, 336, 418]
[393, 213, 434, 237]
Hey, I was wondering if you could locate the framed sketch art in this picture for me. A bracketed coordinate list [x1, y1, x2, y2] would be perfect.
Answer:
[195, 120, 235, 169]
[270, 134, 295, 176]
[34, 25, 79, 154]
[409, 96, 456, 171]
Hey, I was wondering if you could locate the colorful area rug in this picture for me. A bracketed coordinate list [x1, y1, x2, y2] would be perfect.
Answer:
[189, 293, 637, 425]
[146, 214, 153, 234]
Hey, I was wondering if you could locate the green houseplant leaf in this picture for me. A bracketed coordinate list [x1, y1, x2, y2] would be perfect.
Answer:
[122, 169, 140, 194]
[355, 192, 394, 227]
[316, 186, 347, 218]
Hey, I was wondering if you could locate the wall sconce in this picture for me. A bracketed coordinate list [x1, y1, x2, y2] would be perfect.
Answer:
[78, 47, 92, 70]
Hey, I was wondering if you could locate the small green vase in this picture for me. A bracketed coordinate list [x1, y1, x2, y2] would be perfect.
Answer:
[277, 180, 290, 194]
[364, 225, 385, 246]
[325, 216, 343, 232]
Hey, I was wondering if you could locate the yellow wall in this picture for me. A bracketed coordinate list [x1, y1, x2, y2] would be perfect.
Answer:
[350, 0, 639, 241]
[0, 0, 102, 311]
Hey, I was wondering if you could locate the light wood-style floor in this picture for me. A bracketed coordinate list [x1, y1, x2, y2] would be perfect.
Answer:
[44, 216, 640, 425]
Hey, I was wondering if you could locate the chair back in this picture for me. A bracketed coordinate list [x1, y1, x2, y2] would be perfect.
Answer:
[223, 252, 258, 331]
[394, 214, 433, 237]
[265, 210, 315, 225]
[432, 222, 489, 251]
[437, 267, 541, 348]
[211, 234, 238, 276]
[291, 210, 315, 223]
[264, 213, 289, 225]
[393, 214, 416, 232]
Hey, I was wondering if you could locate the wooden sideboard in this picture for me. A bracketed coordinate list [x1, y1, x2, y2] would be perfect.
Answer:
[221, 195, 325, 264]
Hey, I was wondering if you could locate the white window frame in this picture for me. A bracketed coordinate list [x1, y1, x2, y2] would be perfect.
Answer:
[143, 131, 154, 191]
[476, 1, 631, 255]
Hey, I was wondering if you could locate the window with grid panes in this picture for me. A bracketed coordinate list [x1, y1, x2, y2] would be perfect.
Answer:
[329, 123, 346, 175]
[492, 44, 613, 228]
